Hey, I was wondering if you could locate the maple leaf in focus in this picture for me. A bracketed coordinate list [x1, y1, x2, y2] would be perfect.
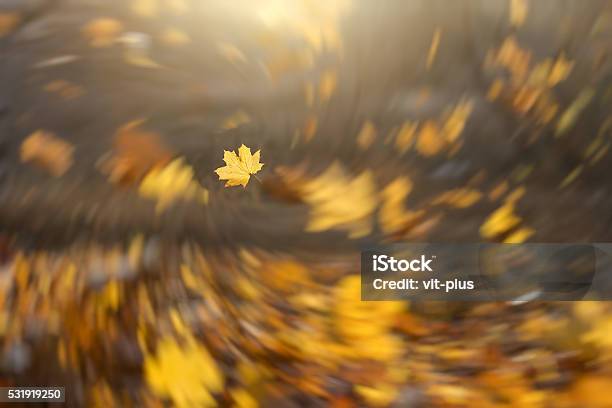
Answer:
[214, 145, 264, 187]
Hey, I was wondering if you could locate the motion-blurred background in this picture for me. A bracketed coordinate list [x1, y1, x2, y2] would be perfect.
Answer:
[0, 0, 611, 406]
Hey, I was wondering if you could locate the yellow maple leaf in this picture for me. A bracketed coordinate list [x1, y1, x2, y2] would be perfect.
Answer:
[214, 144, 264, 187]
[145, 337, 223, 408]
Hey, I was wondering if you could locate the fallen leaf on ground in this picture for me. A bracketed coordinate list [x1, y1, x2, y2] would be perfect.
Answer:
[145, 336, 223, 408]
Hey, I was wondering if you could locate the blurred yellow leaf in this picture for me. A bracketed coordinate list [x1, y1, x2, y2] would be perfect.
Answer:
[490, 36, 532, 82]
[44, 80, 84, 100]
[303, 115, 318, 142]
[547, 54, 574, 86]
[568, 376, 612, 408]
[221, 111, 251, 130]
[426, 28, 442, 69]
[139, 158, 209, 211]
[487, 79, 505, 101]
[355, 384, 399, 407]
[0, 12, 20, 37]
[160, 28, 191, 46]
[231, 388, 258, 408]
[124, 52, 162, 69]
[145, 337, 223, 408]
[101, 120, 173, 185]
[416, 121, 445, 156]
[480, 202, 522, 239]
[395, 121, 418, 153]
[319, 70, 337, 102]
[264, 49, 314, 81]
[301, 163, 378, 238]
[441, 100, 474, 142]
[132, 0, 159, 18]
[510, 0, 528, 27]
[214, 144, 264, 187]
[333, 276, 404, 361]
[20, 130, 74, 177]
[504, 226, 535, 243]
[82, 18, 123, 47]
[432, 188, 482, 208]
[380, 177, 424, 235]
[556, 87, 595, 136]
[356, 120, 377, 150]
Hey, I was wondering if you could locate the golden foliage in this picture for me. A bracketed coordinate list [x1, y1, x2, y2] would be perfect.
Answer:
[432, 188, 482, 208]
[356, 120, 377, 150]
[486, 37, 574, 125]
[215, 144, 264, 187]
[395, 121, 418, 153]
[379, 177, 424, 235]
[416, 121, 445, 156]
[397, 100, 473, 156]
[333, 276, 405, 362]
[101, 120, 173, 185]
[556, 87, 595, 137]
[145, 337, 223, 408]
[20, 130, 74, 177]
[139, 158, 209, 211]
[300, 163, 377, 238]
